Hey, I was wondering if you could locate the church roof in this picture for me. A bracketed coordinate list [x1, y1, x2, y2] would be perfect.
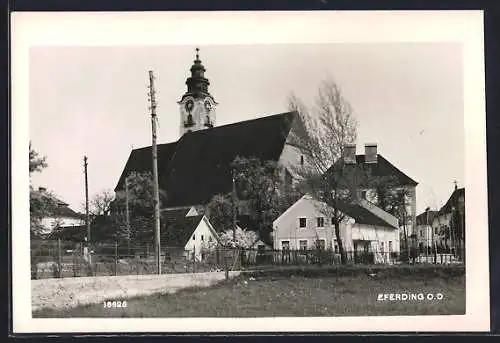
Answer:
[115, 111, 297, 207]
[115, 142, 178, 191]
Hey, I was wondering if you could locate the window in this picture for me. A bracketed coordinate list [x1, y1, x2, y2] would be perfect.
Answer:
[300, 155, 304, 166]
[192, 235, 195, 241]
[299, 240, 308, 250]
[317, 217, 325, 228]
[201, 235, 204, 241]
[333, 240, 339, 253]
[388, 241, 393, 252]
[281, 241, 290, 250]
[316, 239, 326, 250]
[380, 241, 385, 253]
[361, 191, 367, 199]
[331, 217, 335, 226]
[434, 227, 438, 234]
[209, 236, 213, 243]
[299, 217, 307, 228]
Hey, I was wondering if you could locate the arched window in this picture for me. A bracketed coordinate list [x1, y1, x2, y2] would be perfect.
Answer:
[300, 155, 304, 165]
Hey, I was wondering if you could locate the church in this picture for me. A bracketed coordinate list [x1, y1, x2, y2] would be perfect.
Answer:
[114, 48, 418, 243]
[114, 49, 303, 212]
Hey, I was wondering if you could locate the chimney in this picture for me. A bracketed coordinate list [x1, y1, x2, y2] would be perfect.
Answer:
[343, 144, 356, 164]
[38, 187, 47, 192]
[364, 143, 378, 163]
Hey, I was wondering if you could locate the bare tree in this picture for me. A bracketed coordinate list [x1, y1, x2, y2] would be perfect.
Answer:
[287, 77, 359, 264]
[89, 189, 115, 216]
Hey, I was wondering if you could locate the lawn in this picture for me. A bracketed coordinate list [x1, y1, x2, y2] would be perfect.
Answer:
[33, 271, 465, 317]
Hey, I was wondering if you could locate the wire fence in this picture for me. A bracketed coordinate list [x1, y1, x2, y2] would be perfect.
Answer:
[30, 239, 464, 280]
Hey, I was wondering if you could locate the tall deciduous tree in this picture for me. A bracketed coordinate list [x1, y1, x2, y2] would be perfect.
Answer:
[288, 79, 410, 263]
[287, 77, 359, 264]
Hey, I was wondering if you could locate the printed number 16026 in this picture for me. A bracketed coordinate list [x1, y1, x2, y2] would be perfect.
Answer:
[103, 300, 127, 308]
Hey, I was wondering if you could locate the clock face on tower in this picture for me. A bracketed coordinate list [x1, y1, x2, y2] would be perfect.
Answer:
[204, 100, 212, 111]
[185, 100, 194, 112]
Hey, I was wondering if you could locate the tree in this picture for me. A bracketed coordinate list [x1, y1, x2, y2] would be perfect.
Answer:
[29, 142, 47, 174]
[205, 156, 301, 244]
[287, 77, 359, 264]
[111, 172, 167, 244]
[89, 189, 115, 217]
[218, 226, 259, 248]
[29, 143, 58, 237]
[205, 194, 233, 233]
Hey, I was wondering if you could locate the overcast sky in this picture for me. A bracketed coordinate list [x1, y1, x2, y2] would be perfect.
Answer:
[29, 43, 463, 214]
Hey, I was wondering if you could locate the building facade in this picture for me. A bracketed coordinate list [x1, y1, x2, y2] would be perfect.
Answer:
[272, 195, 400, 262]
[335, 143, 418, 238]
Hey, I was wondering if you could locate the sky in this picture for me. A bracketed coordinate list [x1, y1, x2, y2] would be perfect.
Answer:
[29, 43, 464, 214]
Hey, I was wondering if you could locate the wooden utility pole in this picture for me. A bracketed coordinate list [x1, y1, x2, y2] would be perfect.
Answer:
[148, 70, 162, 275]
[232, 168, 237, 243]
[84, 156, 90, 243]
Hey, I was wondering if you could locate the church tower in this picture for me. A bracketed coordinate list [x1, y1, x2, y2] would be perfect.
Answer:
[178, 48, 218, 136]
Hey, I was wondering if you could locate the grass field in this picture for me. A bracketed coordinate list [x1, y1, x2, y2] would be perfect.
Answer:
[33, 270, 465, 317]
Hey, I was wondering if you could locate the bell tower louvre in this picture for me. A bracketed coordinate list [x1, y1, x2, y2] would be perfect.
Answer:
[178, 47, 218, 137]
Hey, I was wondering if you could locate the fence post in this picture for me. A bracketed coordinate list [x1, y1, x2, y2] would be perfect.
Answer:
[224, 248, 229, 280]
[193, 246, 196, 273]
[57, 239, 62, 278]
[114, 241, 118, 276]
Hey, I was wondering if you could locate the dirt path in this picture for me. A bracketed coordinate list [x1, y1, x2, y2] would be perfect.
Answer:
[32, 271, 240, 312]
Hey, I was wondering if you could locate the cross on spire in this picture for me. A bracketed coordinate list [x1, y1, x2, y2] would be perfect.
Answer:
[453, 180, 458, 190]
[195, 47, 200, 61]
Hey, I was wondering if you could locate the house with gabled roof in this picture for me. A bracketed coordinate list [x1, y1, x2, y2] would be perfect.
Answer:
[329, 143, 419, 237]
[36, 187, 84, 236]
[431, 185, 465, 256]
[160, 207, 219, 262]
[416, 208, 439, 253]
[273, 194, 400, 264]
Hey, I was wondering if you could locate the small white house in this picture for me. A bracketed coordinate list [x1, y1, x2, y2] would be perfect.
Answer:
[36, 188, 84, 236]
[416, 209, 439, 252]
[272, 195, 400, 262]
[161, 208, 219, 261]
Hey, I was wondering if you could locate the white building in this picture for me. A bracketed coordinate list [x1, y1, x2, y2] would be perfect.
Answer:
[161, 207, 219, 261]
[272, 195, 400, 262]
[36, 187, 84, 236]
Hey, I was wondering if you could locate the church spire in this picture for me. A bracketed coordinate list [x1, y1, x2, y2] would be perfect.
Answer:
[183, 47, 211, 99]
[178, 47, 218, 137]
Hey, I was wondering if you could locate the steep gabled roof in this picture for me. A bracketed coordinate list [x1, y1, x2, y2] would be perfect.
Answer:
[160, 213, 205, 247]
[329, 154, 418, 187]
[416, 210, 439, 225]
[161, 111, 296, 207]
[115, 142, 178, 191]
[336, 201, 399, 229]
[52, 205, 83, 219]
[439, 187, 465, 215]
